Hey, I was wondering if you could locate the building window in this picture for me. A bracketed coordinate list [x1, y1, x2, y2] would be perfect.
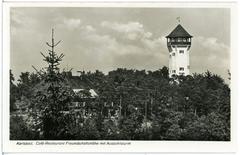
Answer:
[179, 72, 185, 76]
[177, 38, 182, 42]
[179, 67, 184, 71]
[172, 53, 175, 56]
[187, 65, 190, 69]
[172, 70, 176, 73]
[179, 50, 184, 54]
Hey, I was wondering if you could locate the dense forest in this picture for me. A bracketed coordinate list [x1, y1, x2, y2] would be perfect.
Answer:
[10, 68, 231, 140]
[10, 30, 230, 141]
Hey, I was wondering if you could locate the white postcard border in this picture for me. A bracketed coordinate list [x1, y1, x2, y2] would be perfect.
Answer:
[2, 1, 238, 153]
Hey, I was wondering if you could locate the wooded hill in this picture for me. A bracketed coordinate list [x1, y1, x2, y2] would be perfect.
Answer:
[10, 67, 230, 140]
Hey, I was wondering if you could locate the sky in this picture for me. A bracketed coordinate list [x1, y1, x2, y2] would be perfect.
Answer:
[10, 7, 230, 82]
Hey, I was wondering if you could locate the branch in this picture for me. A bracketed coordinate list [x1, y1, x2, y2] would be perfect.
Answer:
[54, 40, 62, 47]
[32, 65, 40, 73]
[40, 52, 47, 59]
[59, 53, 65, 59]
[46, 42, 52, 47]
[32, 65, 44, 76]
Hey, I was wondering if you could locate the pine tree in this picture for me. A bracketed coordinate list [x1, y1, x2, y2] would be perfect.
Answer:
[30, 29, 73, 139]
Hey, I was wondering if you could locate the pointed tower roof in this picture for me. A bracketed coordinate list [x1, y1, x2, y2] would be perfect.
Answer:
[166, 24, 192, 38]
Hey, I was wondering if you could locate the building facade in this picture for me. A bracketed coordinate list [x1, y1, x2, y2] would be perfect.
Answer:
[166, 24, 193, 77]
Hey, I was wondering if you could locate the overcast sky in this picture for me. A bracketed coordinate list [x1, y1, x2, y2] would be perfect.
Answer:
[10, 7, 230, 82]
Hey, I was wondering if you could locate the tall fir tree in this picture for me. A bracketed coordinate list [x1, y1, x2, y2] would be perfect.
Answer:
[30, 29, 73, 139]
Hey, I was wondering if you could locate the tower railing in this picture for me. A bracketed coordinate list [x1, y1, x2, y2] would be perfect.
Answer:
[167, 41, 191, 47]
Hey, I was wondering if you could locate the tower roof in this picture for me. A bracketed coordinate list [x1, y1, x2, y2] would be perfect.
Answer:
[166, 24, 192, 38]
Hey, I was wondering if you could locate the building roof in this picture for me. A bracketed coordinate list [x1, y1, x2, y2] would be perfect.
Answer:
[166, 24, 192, 38]
[73, 88, 98, 98]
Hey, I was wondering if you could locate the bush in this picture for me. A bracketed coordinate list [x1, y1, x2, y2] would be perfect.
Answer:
[10, 115, 37, 140]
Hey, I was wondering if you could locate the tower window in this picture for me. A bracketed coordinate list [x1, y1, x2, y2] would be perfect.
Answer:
[172, 70, 176, 73]
[177, 38, 182, 42]
[179, 67, 184, 71]
[179, 50, 184, 54]
[172, 53, 175, 56]
[187, 65, 190, 69]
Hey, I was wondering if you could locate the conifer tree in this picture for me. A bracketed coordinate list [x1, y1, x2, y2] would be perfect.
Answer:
[31, 29, 73, 139]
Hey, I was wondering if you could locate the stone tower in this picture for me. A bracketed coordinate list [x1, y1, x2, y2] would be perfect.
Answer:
[166, 24, 193, 77]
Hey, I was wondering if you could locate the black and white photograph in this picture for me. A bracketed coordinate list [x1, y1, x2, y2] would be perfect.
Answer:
[8, 5, 232, 142]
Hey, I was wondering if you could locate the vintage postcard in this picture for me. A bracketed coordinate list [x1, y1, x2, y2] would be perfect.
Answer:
[2, 1, 238, 153]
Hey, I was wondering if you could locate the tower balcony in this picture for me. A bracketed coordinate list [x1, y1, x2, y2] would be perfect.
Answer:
[167, 41, 191, 47]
